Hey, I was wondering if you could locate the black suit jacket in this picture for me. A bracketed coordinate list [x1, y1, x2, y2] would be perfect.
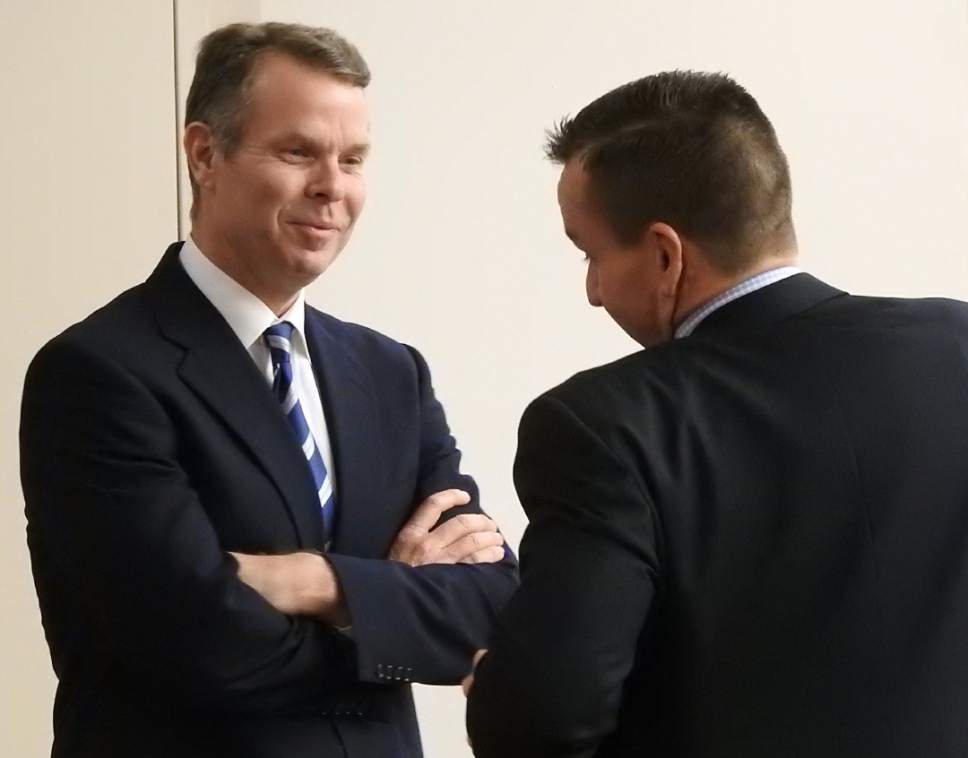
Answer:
[21, 243, 518, 758]
[468, 274, 968, 757]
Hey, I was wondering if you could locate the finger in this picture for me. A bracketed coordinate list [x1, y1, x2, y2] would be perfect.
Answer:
[390, 526, 428, 564]
[441, 531, 505, 564]
[405, 529, 451, 567]
[457, 545, 507, 565]
[390, 516, 448, 564]
[389, 492, 478, 565]
[414, 528, 502, 567]
[389, 492, 466, 563]
[405, 489, 471, 533]
[391, 525, 448, 567]
[472, 649, 488, 667]
[461, 672, 475, 697]
[426, 513, 497, 547]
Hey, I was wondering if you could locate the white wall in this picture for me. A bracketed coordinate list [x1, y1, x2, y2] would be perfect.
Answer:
[0, 1, 178, 755]
[4, 0, 967, 756]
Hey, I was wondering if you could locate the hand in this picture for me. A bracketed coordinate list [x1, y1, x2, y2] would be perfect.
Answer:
[388, 489, 506, 567]
[461, 648, 488, 697]
[229, 551, 349, 626]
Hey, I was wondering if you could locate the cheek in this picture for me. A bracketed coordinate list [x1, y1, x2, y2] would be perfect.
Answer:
[346, 180, 366, 222]
[249, 166, 304, 207]
[608, 260, 650, 321]
[225, 186, 283, 230]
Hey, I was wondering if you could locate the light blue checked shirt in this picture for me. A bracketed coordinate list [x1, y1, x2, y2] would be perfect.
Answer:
[674, 266, 801, 338]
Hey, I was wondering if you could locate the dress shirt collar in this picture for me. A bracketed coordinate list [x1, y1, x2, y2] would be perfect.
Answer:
[179, 236, 307, 351]
[674, 266, 801, 339]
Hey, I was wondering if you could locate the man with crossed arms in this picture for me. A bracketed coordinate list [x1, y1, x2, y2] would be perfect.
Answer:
[21, 22, 517, 758]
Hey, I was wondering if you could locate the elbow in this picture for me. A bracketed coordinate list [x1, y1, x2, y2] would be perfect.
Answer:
[466, 654, 618, 757]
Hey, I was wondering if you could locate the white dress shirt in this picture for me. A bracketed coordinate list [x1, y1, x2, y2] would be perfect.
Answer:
[179, 237, 337, 496]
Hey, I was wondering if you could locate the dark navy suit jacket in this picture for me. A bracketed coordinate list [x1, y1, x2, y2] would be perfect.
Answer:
[21, 243, 518, 757]
[469, 274, 968, 757]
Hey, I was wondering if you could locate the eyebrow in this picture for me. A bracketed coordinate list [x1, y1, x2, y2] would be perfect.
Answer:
[274, 133, 371, 156]
[346, 141, 371, 157]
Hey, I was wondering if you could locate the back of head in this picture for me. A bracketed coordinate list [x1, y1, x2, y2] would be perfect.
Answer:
[547, 71, 796, 273]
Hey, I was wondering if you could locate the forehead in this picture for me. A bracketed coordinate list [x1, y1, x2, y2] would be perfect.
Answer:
[559, 159, 593, 201]
[243, 52, 369, 138]
[557, 160, 598, 222]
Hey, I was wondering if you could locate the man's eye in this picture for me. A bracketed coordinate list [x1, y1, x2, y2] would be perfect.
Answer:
[341, 155, 365, 168]
[285, 148, 310, 158]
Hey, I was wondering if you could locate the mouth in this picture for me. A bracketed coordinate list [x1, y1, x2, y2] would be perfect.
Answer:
[290, 221, 340, 232]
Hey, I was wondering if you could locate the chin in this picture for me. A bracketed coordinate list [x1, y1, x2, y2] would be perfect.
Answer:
[290, 244, 340, 277]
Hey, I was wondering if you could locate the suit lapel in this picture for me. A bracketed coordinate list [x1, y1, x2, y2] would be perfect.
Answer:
[304, 309, 386, 556]
[145, 244, 325, 549]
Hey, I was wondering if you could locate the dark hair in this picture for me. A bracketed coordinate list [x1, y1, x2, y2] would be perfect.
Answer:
[184, 22, 370, 211]
[546, 71, 795, 272]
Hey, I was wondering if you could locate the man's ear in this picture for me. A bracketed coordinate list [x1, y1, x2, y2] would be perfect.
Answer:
[646, 222, 684, 296]
[183, 122, 219, 191]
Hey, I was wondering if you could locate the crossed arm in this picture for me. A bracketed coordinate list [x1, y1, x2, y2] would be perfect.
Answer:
[228, 342, 519, 686]
[21, 335, 517, 714]
[231, 488, 507, 626]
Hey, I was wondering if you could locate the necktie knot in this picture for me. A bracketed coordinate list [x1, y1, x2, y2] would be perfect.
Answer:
[264, 321, 296, 366]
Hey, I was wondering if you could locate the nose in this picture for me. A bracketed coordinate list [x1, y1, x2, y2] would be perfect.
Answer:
[586, 263, 602, 307]
[306, 158, 346, 202]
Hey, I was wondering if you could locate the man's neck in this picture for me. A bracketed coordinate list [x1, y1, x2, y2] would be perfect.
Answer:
[189, 228, 299, 317]
[673, 252, 799, 330]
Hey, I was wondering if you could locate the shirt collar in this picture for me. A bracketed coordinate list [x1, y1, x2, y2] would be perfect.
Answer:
[674, 266, 801, 339]
[178, 236, 307, 351]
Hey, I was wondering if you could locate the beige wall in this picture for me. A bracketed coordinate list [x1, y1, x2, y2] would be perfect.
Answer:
[0, 1, 177, 753]
[4, 0, 968, 755]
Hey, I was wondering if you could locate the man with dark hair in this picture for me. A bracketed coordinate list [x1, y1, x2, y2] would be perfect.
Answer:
[465, 70, 968, 757]
[21, 22, 516, 758]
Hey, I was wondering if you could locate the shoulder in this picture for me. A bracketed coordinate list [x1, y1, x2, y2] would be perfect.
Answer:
[863, 293, 968, 322]
[538, 342, 690, 421]
[305, 305, 427, 374]
[28, 283, 157, 378]
[794, 291, 968, 334]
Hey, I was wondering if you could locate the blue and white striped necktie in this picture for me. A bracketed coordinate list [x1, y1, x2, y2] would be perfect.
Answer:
[264, 321, 335, 545]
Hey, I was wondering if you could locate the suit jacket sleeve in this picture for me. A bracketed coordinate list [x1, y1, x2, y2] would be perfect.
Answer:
[21, 336, 357, 714]
[326, 346, 519, 686]
[466, 392, 661, 757]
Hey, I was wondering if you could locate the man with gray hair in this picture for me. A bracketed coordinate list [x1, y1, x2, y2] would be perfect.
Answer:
[21, 22, 516, 758]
